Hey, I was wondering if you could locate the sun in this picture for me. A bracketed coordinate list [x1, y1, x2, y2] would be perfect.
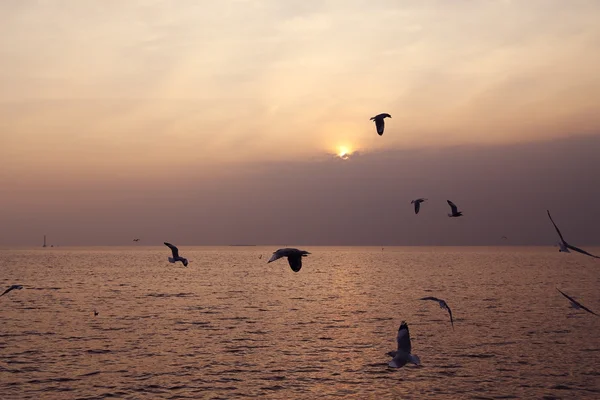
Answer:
[337, 146, 352, 159]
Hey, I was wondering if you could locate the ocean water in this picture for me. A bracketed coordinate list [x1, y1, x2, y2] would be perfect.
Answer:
[0, 246, 599, 399]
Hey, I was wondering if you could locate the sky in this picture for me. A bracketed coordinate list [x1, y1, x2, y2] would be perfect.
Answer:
[1, 0, 599, 246]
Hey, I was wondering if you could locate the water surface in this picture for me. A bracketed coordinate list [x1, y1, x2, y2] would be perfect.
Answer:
[1, 246, 599, 399]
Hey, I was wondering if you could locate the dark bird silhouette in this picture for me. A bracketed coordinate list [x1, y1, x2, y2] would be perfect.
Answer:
[447, 200, 463, 217]
[387, 321, 421, 368]
[370, 113, 391, 136]
[420, 296, 454, 328]
[94, 310, 99, 316]
[133, 238, 140, 242]
[411, 198, 427, 214]
[556, 288, 598, 316]
[547, 210, 599, 259]
[267, 248, 310, 272]
[164, 242, 189, 266]
[1, 285, 23, 297]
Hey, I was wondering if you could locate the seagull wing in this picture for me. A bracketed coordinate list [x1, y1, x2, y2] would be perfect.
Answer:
[445, 303, 454, 328]
[546, 210, 566, 244]
[0, 287, 12, 296]
[420, 296, 441, 302]
[447, 200, 458, 214]
[267, 250, 284, 263]
[557, 288, 598, 316]
[566, 244, 600, 259]
[164, 242, 179, 258]
[375, 118, 385, 135]
[287, 255, 303, 272]
[414, 201, 420, 214]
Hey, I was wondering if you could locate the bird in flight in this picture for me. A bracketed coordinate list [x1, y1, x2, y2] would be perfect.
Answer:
[133, 238, 140, 242]
[387, 321, 421, 368]
[370, 113, 391, 136]
[164, 242, 189, 266]
[411, 198, 427, 214]
[547, 210, 599, 259]
[1, 285, 23, 297]
[556, 288, 598, 316]
[267, 248, 310, 272]
[447, 200, 463, 217]
[420, 296, 454, 328]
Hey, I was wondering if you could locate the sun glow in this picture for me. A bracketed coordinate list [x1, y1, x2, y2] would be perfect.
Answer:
[337, 146, 352, 160]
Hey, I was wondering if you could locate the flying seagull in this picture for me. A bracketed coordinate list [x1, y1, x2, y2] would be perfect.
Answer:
[420, 296, 454, 328]
[370, 113, 391, 136]
[164, 242, 189, 266]
[411, 198, 428, 214]
[267, 248, 310, 272]
[547, 210, 599, 259]
[501, 236, 508, 240]
[133, 238, 140, 242]
[556, 288, 598, 316]
[447, 200, 463, 217]
[1, 285, 23, 297]
[387, 321, 421, 368]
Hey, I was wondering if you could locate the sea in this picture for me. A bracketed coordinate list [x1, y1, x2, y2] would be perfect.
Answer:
[0, 246, 599, 399]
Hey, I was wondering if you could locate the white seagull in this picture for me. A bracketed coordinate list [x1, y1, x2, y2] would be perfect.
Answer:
[267, 248, 310, 272]
[387, 321, 421, 368]
[420, 296, 454, 328]
[370, 113, 391, 136]
[547, 210, 599, 259]
[1, 285, 23, 297]
[164, 242, 189, 266]
[557, 288, 598, 316]
[447, 200, 463, 217]
[411, 198, 428, 214]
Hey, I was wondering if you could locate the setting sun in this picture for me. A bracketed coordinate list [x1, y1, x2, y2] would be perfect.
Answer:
[337, 146, 352, 160]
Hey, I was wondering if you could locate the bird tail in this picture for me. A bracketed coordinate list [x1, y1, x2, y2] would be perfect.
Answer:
[408, 354, 420, 366]
[168, 257, 176, 263]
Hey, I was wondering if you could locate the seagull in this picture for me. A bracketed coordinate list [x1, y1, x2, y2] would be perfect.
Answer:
[420, 296, 454, 328]
[556, 288, 598, 316]
[447, 200, 463, 217]
[164, 242, 189, 266]
[94, 310, 99, 316]
[133, 238, 140, 242]
[387, 321, 421, 368]
[267, 248, 310, 272]
[1, 285, 23, 297]
[547, 210, 599, 259]
[411, 198, 428, 214]
[501, 236, 508, 240]
[370, 113, 391, 136]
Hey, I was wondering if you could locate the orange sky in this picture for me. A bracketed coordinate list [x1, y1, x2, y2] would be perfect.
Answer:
[1, 1, 600, 245]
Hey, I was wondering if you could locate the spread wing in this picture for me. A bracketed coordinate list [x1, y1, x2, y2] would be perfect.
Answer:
[445, 303, 454, 328]
[0, 287, 12, 296]
[447, 200, 458, 214]
[287, 255, 303, 272]
[547, 210, 566, 244]
[414, 201, 420, 214]
[164, 242, 179, 258]
[375, 118, 385, 135]
[420, 296, 441, 302]
[566, 244, 600, 259]
[557, 288, 598, 316]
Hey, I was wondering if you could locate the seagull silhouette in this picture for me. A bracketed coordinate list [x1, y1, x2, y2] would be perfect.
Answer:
[1, 285, 23, 297]
[411, 198, 427, 214]
[267, 248, 310, 272]
[164, 242, 189, 266]
[447, 200, 463, 217]
[556, 288, 598, 316]
[547, 210, 599, 259]
[387, 321, 421, 368]
[420, 296, 454, 328]
[370, 113, 391, 136]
